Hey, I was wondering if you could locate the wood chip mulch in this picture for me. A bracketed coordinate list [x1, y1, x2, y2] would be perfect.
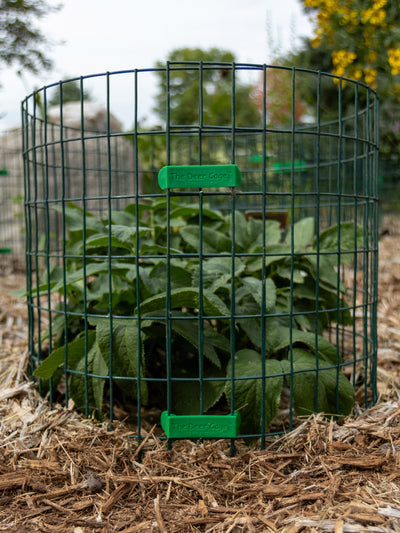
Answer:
[1, 219, 400, 532]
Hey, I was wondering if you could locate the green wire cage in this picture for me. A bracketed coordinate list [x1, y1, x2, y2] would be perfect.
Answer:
[22, 63, 379, 448]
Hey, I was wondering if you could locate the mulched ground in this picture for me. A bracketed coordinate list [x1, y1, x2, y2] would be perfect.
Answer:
[1, 220, 400, 532]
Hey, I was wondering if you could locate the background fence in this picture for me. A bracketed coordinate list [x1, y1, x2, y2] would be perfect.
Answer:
[0, 128, 25, 266]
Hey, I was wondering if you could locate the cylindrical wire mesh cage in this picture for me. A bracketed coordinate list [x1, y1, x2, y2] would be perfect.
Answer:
[22, 63, 379, 448]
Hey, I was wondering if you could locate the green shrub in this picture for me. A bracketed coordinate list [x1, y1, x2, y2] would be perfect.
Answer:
[31, 199, 360, 435]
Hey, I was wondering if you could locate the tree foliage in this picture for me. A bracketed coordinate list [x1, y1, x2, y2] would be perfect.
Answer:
[153, 48, 260, 127]
[301, 0, 400, 89]
[253, 68, 308, 127]
[294, 0, 400, 160]
[48, 79, 92, 107]
[0, 0, 59, 78]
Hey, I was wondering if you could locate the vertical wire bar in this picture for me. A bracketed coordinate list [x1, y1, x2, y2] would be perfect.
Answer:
[369, 92, 376, 405]
[367, 88, 374, 408]
[59, 81, 70, 405]
[50, 123, 60, 245]
[314, 71, 322, 412]
[165, 63, 173, 449]
[327, 123, 334, 226]
[260, 64, 268, 449]
[335, 78, 343, 415]
[229, 62, 237, 456]
[43, 86, 54, 404]
[80, 76, 89, 419]
[365, 87, 377, 407]
[24, 98, 37, 382]
[198, 61, 204, 417]
[362, 89, 371, 409]
[366, 90, 373, 407]
[134, 69, 144, 445]
[106, 72, 114, 426]
[288, 68, 296, 430]
[31, 93, 42, 394]
[371, 92, 379, 405]
[351, 83, 359, 393]
[96, 136, 104, 217]
[21, 99, 34, 377]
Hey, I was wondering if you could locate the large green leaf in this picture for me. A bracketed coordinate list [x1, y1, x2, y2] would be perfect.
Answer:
[191, 256, 245, 293]
[109, 224, 150, 246]
[285, 217, 315, 251]
[269, 327, 339, 365]
[92, 317, 148, 403]
[228, 213, 282, 252]
[172, 319, 219, 368]
[111, 209, 137, 226]
[225, 349, 283, 436]
[50, 260, 132, 295]
[237, 316, 262, 349]
[281, 348, 354, 417]
[231, 210, 249, 250]
[34, 330, 96, 379]
[238, 277, 276, 313]
[171, 314, 229, 368]
[170, 359, 226, 416]
[149, 262, 193, 289]
[236, 315, 290, 352]
[180, 225, 232, 253]
[139, 243, 182, 255]
[53, 204, 104, 238]
[140, 309, 229, 368]
[316, 222, 363, 264]
[124, 201, 156, 219]
[170, 204, 225, 222]
[68, 340, 108, 417]
[138, 287, 230, 317]
[83, 233, 133, 253]
[301, 255, 347, 294]
[12, 280, 58, 298]
[246, 243, 291, 272]
[247, 218, 282, 250]
[276, 266, 305, 284]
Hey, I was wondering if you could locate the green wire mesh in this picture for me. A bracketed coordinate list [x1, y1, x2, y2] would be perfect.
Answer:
[22, 63, 379, 449]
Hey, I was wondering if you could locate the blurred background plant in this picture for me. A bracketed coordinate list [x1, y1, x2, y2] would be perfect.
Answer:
[291, 0, 400, 167]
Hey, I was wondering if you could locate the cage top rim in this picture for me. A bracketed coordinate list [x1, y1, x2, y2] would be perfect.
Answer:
[21, 62, 379, 105]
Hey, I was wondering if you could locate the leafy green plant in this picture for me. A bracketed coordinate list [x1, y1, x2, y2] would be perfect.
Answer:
[30, 198, 362, 435]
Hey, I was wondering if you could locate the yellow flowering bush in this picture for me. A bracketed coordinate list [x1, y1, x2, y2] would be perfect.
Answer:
[331, 49, 357, 77]
[301, 0, 400, 88]
[388, 48, 400, 76]
[296, 0, 400, 161]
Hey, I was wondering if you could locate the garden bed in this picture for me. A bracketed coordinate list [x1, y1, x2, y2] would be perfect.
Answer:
[0, 220, 399, 532]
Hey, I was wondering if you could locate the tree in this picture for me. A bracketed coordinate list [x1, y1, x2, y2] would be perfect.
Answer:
[300, 0, 399, 90]
[253, 67, 308, 127]
[153, 48, 261, 127]
[48, 79, 92, 107]
[0, 0, 60, 80]
[292, 1, 400, 161]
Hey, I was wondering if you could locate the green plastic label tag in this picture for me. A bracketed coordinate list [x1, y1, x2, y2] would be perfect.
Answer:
[158, 164, 241, 189]
[161, 411, 241, 439]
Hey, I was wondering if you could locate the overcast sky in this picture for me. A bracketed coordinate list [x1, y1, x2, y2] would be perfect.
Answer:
[0, 0, 314, 131]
